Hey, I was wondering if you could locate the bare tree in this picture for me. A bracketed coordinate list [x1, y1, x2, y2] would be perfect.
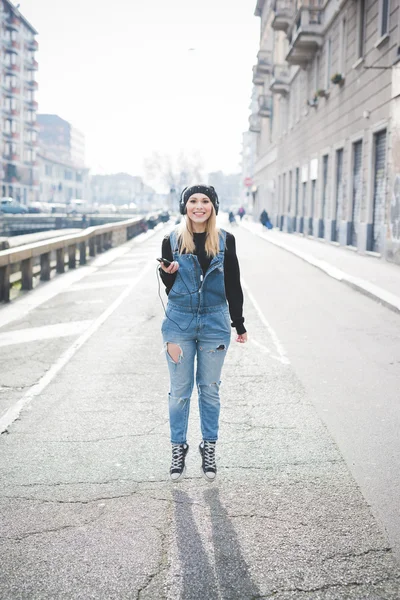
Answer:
[144, 151, 204, 194]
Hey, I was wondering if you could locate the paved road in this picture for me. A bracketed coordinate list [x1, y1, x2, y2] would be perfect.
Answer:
[0, 222, 399, 599]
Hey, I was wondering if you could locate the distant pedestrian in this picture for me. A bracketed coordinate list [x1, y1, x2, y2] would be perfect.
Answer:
[260, 209, 272, 229]
[228, 210, 236, 225]
[81, 213, 87, 228]
[238, 206, 246, 221]
[159, 184, 247, 483]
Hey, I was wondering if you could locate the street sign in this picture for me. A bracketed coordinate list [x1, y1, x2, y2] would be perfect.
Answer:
[244, 177, 253, 187]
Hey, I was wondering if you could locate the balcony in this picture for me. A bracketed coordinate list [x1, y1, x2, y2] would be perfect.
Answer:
[270, 65, 290, 95]
[252, 65, 265, 86]
[255, 49, 273, 76]
[2, 106, 19, 117]
[26, 80, 39, 90]
[5, 16, 20, 30]
[25, 59, 39, 71]
[4, 39, 20, 52]
[26, 39, 39, 51]
[4, 63, 20, 74]
[258, 94, 272, 118]
[286, 1, 324, 66]
[272, 0, 293, 32]
[249, 113, 261, 133]
[25, 121, 39, 131]
[3, 153, 20, 162]
[25, 99, 38, 110]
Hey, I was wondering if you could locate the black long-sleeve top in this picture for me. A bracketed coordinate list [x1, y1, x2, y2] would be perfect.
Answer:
[160, 231, 246, 335]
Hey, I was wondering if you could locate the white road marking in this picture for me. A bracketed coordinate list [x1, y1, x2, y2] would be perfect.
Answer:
[0, 259, 155, 433]
[0, 321, 93, 348]
[242, 278, 290, 365]
[69, 279, 131, 291]
[88, 268, 139, 276]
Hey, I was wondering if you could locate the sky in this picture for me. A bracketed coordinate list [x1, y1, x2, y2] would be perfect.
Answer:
[18, 0, 260, 187]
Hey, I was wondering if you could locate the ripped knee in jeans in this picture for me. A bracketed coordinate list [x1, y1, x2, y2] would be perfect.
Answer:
[165, 342, 183, 364]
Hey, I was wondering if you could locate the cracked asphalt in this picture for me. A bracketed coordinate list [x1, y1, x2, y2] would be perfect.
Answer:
[0, 222, 400, 599]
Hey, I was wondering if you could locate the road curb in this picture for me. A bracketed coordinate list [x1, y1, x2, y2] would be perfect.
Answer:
[241, 222, 400, 315]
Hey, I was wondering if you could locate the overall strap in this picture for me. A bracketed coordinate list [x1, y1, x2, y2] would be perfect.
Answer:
[169, 230, 180, 254]
[218, 229, 227, 255]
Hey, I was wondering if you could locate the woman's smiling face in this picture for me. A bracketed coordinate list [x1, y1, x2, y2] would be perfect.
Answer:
[186, 193, 213, 224]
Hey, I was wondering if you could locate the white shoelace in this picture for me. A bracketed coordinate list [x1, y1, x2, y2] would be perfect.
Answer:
[171, 444, 185, 469]
[203, 441, 216, 470]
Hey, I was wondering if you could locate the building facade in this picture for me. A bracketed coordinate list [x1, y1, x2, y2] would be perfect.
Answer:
[90, 173, 156, 211]
[0, 0, 39, 204]
[37, 114, 85, 166]
[251, 0, 400, 263]
[38, 148, 89, 205]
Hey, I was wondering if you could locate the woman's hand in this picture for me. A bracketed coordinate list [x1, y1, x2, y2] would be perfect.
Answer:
[160, 260, 179, 274]
[236, 333, 248, 344]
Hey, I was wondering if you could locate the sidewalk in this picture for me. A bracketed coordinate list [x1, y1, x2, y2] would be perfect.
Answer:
[241, 221, 400, 314]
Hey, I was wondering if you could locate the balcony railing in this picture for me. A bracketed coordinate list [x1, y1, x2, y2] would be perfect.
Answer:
[3, 153, 19, 162]
[25, 121, 39, 131]
[270, 65, 290, 95]
[26, 80, 39, 90]
[249, 113, 261, 133]
[25, 99, 38, 110]
[3, 39, 20, 52]
[25, 59, 39, 71]
[258, 94, 273, 118]
[5, 16, 19, 30]
[255, 49, 273, 76]
[26, 39, 39, 51]
[286, 0, 324, 66]
[4, 62, 20, 72]
[252, 65, 265, 86]
[272, 0, 293, 32]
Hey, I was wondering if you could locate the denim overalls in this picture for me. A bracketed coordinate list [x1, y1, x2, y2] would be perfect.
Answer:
[162, 229, 231, 444]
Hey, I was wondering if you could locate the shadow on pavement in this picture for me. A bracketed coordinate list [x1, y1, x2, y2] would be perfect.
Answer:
[173, 488, 262, 599]
[173, 489, 219, 599]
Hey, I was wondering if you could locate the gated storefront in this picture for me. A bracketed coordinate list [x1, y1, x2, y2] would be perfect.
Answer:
[309, 180, 316, 235]
[350, 141, 363, 247]
[334, 149, 344, 242]
[370, 130, 387, 253]
[321, 155, 328, 239]
[294, 167, 299, 232]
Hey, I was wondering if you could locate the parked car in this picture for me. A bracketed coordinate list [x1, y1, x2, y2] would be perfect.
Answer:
[0, 197, 28, 214]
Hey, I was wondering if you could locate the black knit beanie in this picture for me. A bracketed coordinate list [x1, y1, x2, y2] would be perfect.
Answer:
[180, 185, 219, 215]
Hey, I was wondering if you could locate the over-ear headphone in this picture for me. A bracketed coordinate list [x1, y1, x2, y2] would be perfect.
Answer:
[179, 186, 219, 216]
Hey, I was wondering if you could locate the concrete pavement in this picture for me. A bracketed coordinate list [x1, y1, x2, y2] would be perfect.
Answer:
[0, 225, 400, 599]
[241, 220, 400, 314]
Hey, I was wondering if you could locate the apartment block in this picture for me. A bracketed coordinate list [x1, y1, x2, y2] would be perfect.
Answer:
[38, 148, 89, 204]
[0, 0, 39, 204]
[90, 173, 156, 211]
[250, 0, 400, 264]
[37, 114, 85, 167]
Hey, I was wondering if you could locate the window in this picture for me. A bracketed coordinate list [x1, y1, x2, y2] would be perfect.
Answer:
[380, 0, 390, 36]
[357, 0, 366, 59]
[45, 164, 52, 176]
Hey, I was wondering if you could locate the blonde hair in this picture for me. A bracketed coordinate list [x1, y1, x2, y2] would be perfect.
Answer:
[177, 206, 221, 257]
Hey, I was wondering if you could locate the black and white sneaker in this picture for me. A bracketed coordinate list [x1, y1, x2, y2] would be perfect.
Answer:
[170, 443, 189, 482]
[199, 441, 217, 482]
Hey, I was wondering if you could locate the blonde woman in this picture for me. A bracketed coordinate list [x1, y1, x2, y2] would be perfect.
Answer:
[159, 185, 247, 482]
